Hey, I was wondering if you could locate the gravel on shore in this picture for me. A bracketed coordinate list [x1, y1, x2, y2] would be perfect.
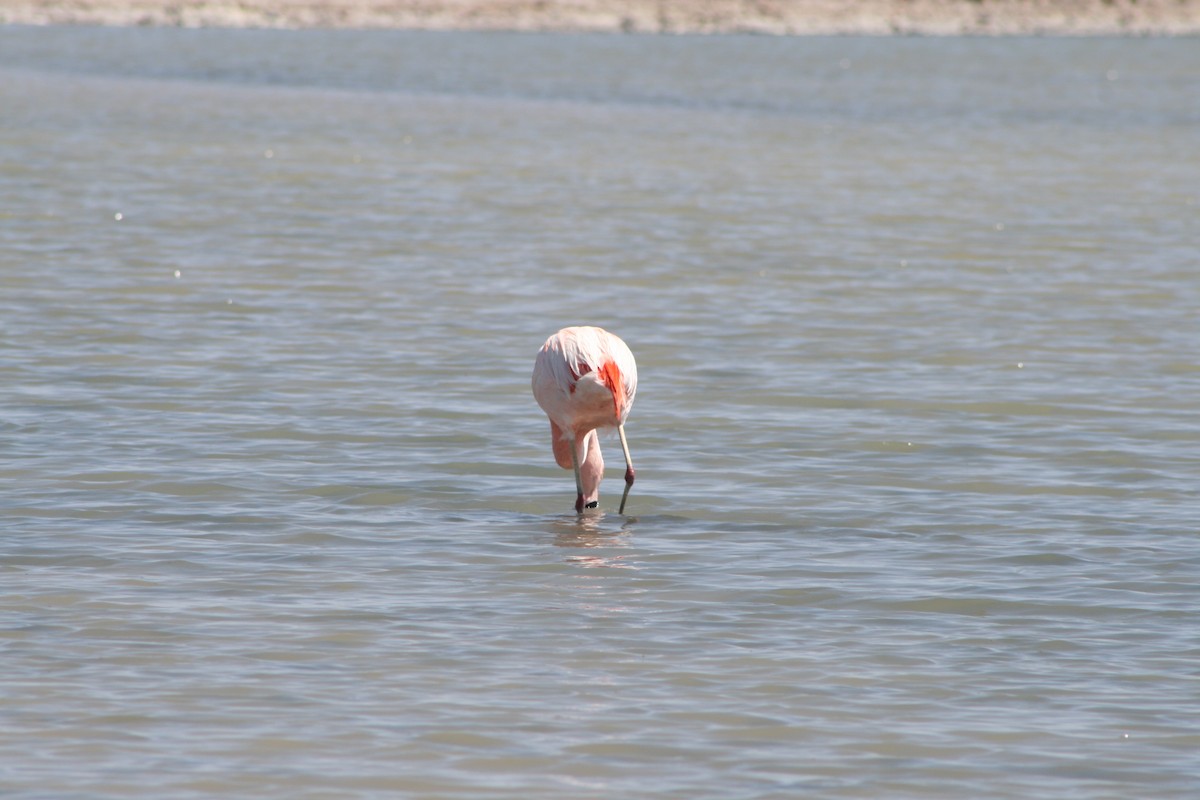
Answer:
[4, 0, 1200, 35]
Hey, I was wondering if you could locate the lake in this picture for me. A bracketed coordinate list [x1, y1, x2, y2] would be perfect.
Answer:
[1, 26, 1198, 799]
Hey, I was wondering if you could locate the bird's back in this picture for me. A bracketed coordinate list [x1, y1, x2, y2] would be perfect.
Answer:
[533, 326, 637, 433]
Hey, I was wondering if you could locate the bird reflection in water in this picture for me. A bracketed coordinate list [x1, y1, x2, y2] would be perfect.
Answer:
[550, 513, 638, 569]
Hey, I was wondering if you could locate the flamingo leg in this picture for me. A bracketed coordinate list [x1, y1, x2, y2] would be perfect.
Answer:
[569, 437, 585, 513]
[617, 424, 635, 514]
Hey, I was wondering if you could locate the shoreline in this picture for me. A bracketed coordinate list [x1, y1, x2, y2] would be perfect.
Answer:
[3, 1, 1200, 36]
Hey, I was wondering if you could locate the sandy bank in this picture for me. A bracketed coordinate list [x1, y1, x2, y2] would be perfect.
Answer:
[3, 0, 1200, 35]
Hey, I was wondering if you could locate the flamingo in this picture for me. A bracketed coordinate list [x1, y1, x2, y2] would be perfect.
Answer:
[532, 326, 637, 513]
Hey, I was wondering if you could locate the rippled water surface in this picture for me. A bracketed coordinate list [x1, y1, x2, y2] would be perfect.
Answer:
[2, 27, 1198, 799]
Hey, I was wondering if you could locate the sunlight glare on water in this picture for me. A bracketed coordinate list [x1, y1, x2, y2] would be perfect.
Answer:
[1, 27, 1198, 800]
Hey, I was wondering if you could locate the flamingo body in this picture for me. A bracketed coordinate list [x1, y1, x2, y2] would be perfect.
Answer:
[532, 326, 637, 512]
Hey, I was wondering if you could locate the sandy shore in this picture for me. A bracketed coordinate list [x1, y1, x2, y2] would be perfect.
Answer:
[3, 0, 1200, 35]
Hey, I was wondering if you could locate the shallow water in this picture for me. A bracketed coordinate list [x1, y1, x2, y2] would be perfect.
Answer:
[2, 27, 1198, 799]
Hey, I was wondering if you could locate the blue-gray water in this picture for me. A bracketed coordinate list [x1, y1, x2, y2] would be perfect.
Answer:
[2, 27, 1198, 799]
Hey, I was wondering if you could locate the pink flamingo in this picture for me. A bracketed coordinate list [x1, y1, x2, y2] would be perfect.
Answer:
[532, 326, 637, 513]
